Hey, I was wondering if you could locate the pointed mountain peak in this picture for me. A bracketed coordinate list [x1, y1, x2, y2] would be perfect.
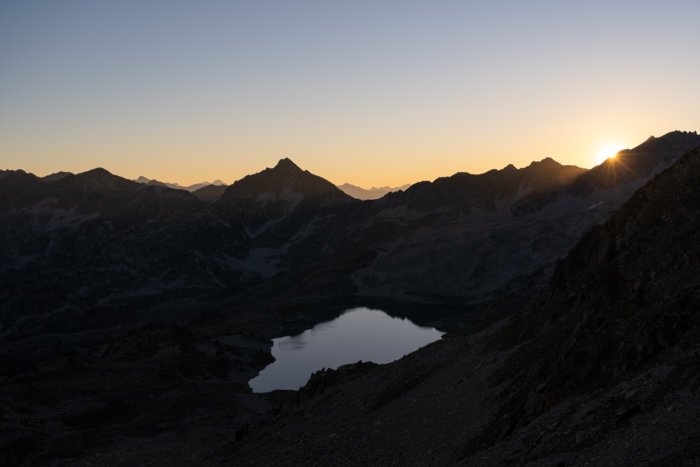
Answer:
[135, 175, 151, 183]
[273, 158, 302, 173]
[80, 167, 113, 177]
[218, 158, 353, 209]
[77, 168, 122, 185]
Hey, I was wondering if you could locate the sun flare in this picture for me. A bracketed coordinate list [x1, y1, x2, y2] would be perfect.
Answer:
[596, 143, 623, 165]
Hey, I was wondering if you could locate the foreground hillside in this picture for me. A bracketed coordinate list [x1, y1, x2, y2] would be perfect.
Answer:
[226, 147, 700, 465]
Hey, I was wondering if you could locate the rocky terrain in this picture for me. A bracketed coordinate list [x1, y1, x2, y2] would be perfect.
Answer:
[0, 130, 698, 465]
[224, 146, 700, 466]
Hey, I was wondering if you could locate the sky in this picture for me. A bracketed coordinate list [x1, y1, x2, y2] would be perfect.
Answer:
[1, 1, 699, 187]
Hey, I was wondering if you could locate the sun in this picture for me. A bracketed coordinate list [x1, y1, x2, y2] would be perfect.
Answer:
[595, 143, 623, 165]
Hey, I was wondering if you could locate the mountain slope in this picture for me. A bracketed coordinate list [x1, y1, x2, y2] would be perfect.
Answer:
[379, 157, 585, 213]
[219, 158, 353, 209]
[216, 158, 357, 235]
[512, 130, 700, 215]
[339, 131, 699, 308]
[226, 146, 700, 467]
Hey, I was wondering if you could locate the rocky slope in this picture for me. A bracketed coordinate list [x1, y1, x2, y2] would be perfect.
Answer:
[224, 146, 700, 467]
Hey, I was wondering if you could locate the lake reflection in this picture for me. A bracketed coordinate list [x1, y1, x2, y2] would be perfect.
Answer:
[249, 307, 444, 392]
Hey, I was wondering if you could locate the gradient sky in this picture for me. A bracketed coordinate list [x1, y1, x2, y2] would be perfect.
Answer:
[1, 1, 699, 187]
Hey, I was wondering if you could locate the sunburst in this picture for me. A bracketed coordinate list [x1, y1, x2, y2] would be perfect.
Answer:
[596, 143, 624, 165]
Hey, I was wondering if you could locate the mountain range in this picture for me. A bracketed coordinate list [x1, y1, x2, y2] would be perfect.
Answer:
[229, 142, 700, 467]
[337, 182, 413, 200]
[133, 175, 227, 192]
[1, 130, 699, 465]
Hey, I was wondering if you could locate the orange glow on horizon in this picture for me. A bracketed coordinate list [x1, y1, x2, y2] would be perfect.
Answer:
[595, 143, 624, 166]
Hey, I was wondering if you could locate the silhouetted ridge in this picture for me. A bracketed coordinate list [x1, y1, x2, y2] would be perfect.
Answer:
[79, 167, 113, 177]
[42, 171, 73, 182]
[380, 157, 584, 213]
[216, 158, 355, 231]
[511, 131, 700, 216]
[219, 158, 352, 206]
[569, 130, 700, 196]
[63, 167, 142, 192]
[468, 145, 700, 456]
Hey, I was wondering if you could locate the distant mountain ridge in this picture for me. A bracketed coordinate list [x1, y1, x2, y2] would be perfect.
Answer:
[134, 175, 227, 192]
[227, 143, 700, 467]
[337, 183, 413, 200]
[1, 130, 699, 325]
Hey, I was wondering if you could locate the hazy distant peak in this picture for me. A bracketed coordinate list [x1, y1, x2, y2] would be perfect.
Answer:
[337, 182, 413, 200]
[503, 164, 517, 171]
[133, 176, 226, 192]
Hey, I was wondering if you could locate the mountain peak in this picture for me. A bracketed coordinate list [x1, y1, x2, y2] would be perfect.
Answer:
[217, 158, 353, 212]
[81, 167, 113, 177]
[527, 157, 561, 169]
[273, 158, 302, 173]
[74, 167, 136, 190]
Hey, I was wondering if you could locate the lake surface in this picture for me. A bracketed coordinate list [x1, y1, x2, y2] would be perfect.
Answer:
[249, 307, 444, 392]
